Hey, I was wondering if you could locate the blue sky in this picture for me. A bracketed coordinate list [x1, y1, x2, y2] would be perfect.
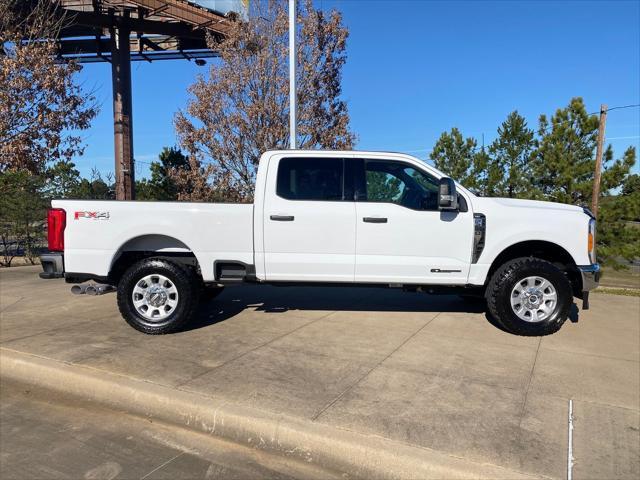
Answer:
[75, 0, 640, 179]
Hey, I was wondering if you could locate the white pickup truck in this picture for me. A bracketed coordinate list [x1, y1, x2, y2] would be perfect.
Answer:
[40, 150, 599, 336]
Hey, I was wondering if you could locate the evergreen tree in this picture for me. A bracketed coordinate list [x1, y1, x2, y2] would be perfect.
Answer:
[0, 170, 47, 265]
[430, 128, 478, 189]
[489, 111, 535, 197]
[530, 98, 599, 203]
[532, 98, 635, 206]
[596, 149, 639, 266]
[73, 168, 114, 200]
[43, 161, 81, 199]
[136, 147, 189, 201]
[469, 147, 503, 197]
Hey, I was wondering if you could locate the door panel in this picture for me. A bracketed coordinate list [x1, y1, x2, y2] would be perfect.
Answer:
[354, 160, 473, 284]
[263, 157, 356, 282]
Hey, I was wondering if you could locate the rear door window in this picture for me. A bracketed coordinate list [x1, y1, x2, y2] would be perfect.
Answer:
[276, 157, 346, 201]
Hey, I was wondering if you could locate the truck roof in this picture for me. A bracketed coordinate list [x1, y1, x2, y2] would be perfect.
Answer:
[262, 149, 419, 157]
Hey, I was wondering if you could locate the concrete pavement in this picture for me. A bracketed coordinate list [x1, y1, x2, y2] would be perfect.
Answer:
[0, 379, 334, 480]
[1, 266, 639, 479]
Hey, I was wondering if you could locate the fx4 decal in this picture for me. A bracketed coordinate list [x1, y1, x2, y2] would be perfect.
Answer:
[74, 211, 110, 220]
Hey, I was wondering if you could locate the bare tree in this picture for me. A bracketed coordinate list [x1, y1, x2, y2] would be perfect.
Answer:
[173, 0, 355, 201]
[0, 0, 98, 174]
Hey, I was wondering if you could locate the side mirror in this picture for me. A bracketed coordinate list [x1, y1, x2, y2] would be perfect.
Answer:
[438, 177, 458, 210]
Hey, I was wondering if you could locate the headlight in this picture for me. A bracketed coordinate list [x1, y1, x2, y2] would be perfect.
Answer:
[588, 218, 596, 264]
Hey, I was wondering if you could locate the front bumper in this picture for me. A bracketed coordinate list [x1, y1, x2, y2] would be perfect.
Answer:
[578, 263, 600, 292]
[39, 252, 64, 279]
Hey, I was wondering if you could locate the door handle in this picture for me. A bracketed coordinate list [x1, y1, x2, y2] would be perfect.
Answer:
[270, 215, 295, 221]
[363, 217, 387, 223]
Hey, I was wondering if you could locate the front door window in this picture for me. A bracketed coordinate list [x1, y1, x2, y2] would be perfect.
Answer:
[362, 161, 440, 211]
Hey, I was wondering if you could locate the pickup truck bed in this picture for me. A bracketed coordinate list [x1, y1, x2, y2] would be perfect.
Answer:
[57, 201, 253, 282]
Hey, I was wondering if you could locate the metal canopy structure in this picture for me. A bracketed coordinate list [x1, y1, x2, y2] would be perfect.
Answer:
[57, 1, 233, 63]
[52, 1, 237, 199]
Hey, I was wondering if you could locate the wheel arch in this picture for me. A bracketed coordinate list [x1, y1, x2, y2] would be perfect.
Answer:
[486, 240, 582, 294]
[109, 234, 201, 284]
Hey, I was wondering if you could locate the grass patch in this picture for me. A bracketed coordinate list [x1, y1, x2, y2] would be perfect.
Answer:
[599, 266, 640, 289]
[593, 287, 640, 297]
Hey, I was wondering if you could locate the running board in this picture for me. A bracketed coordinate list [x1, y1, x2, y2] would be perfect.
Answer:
[215, 262, 256, 282]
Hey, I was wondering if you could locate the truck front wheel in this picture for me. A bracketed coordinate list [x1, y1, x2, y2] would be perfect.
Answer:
[486, 257, 572, 336]
[117, 258, 200, 334]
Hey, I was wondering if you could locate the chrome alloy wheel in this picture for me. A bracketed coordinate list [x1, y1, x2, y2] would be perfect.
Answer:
[510, 276, 558, 323]
[131, 274, 179, 322]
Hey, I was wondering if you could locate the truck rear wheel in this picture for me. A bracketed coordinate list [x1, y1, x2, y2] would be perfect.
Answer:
[486, 257, 572, 336]
[117, 258, 200, 334]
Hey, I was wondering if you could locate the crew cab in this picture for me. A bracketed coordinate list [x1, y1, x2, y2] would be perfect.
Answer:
[39, 150, 599, 336]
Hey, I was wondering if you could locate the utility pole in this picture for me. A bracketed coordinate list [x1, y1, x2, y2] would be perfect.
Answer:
[289, 0, 297, 149]
[591, 104, 607, 217]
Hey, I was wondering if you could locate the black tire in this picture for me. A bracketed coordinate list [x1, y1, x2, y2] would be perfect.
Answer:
[486, 257, 572, 336]
[117, 258, 200, 334]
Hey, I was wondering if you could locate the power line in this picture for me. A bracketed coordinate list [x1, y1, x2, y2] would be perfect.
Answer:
[459, 104, 639, 138]
[605, 104, 640, 113]
[537, 103, 640, 134]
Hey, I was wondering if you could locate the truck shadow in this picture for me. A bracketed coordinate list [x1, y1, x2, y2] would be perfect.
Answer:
[185, 283, 581, 333]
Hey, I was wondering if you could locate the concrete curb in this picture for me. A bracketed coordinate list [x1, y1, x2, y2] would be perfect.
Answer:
[1, 347, 541, 480]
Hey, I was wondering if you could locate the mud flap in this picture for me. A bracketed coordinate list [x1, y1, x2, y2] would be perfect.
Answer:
[582, 291, 590, 310]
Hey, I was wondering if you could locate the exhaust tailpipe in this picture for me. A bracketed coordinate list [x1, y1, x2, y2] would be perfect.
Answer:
[86, 283, 115, 296]
[71, 284, 88, 295]
[71, 283, 115, 296]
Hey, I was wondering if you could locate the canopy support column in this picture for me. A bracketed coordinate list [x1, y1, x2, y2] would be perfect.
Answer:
[110, 11, 135, 200]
